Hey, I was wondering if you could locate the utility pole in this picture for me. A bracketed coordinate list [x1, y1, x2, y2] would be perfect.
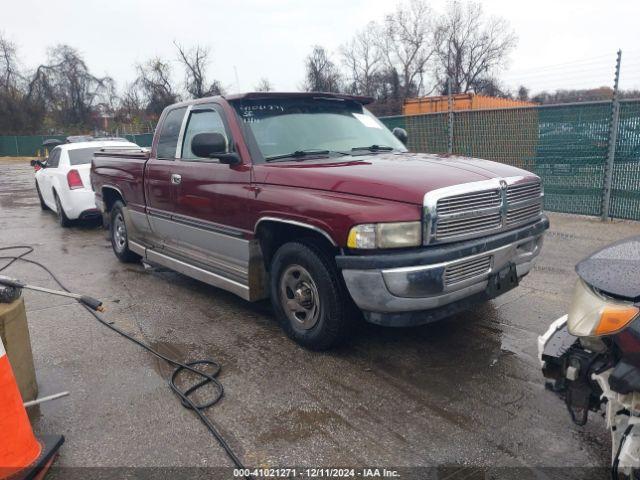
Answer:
[601, 49, 622, 221]
[447, 77, 453, 154]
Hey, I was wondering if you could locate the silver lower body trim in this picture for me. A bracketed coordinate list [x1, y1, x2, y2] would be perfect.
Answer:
[143, 247, 251, 301]
[124, 208, 267, 302]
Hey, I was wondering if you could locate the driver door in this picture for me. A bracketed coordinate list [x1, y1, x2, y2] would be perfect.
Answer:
[166, 103, 251, 277]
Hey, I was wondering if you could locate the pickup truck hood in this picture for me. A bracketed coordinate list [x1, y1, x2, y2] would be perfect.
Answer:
[254, 152, 538, 205]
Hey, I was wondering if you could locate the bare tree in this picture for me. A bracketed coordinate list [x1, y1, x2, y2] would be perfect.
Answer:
[472, 77, 509, 97]
[517, 85, 529, 101]
[532, 87, 615, 105]
[208, 79, 225, 96]
[434, 1, 517, 94]
[254, 77, 273, 92]
[341, 22, 383, 96]
[377, 0, 436, 99]
[0, 33, 46, 134]
[174, 41, 225, 98]
[0, 33, 20, 91]
[27, 45, 114, 128]
[303, 46, 342, 92]
[135, 57, 179, 116]
[115, 82, 143, 123]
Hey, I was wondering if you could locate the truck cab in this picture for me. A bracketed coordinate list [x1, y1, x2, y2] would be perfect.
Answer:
[91, 92, 548, 350]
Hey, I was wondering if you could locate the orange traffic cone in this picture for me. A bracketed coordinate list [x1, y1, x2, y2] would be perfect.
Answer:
[0, 336, 63, 480]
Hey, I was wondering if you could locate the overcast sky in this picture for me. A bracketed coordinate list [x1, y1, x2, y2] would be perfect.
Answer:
[4, 0, 640, 96]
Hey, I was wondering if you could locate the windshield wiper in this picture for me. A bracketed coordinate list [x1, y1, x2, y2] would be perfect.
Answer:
[265, 149, 347, 162]
[350, 145, 395, 153]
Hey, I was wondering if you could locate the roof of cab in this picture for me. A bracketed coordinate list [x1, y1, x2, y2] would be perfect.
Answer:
[170, 91, 374, 109]
[225, 91, 374, 105]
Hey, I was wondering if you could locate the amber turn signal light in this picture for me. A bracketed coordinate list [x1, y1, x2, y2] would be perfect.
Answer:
[594, 305, 640, 336]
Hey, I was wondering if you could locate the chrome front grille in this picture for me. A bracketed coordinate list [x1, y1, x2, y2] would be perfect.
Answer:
[424, 177, 544, 244]
[444, 255, 492, 286]
[436, 190, 501, 216]
[436, 212, 503, 240]
[507, 182, 542, 203]
[506, 202, 542, 225]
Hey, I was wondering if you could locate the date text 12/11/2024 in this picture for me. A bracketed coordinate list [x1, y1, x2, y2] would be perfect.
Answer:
[233, 468, 400, 478]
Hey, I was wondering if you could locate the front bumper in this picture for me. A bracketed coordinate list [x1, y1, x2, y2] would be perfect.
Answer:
[337, 215, 549, 326]
[537, 314, 570, 367]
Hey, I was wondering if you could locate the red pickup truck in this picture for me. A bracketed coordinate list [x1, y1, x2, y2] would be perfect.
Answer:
[91, 92, 548, 349]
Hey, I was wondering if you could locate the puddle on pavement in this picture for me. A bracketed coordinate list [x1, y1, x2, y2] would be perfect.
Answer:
[257, 406, 352, 443]
[147, 340, 241, 413]
[335, 300, 540, 409]
[149, 340, 239, 379]
[149, 341, 193, 377]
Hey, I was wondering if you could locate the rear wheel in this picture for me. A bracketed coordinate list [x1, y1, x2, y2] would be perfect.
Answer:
[54, 192, 72, 228]
[110, 201, 141, 263]
[270, 240, 355, 350]
[35, 182, 48, 210]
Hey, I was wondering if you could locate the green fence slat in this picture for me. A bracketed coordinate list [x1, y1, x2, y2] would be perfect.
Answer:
[0, 133, 154, 156]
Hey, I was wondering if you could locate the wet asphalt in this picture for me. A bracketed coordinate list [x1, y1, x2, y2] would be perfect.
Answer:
[2, 158, 640, 477]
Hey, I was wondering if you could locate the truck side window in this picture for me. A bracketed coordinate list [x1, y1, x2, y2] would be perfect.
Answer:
[47, 148, 61, 168]
[156, 107, 187, 159]
[181, 108, 228, 161]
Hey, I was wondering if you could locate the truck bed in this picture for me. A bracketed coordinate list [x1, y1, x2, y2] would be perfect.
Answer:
[91, 147, 151, 214]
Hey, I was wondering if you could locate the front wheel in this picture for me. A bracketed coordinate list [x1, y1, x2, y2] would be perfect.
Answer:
[110, 201, 141, 263]
[270, 241, 355, 350]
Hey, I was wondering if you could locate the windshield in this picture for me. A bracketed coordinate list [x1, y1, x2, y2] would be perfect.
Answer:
[68, 147, 101, 165]
[231, 97, 407, 161]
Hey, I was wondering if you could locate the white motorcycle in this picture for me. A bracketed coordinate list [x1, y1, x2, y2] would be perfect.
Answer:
[539, 236, 640, 479]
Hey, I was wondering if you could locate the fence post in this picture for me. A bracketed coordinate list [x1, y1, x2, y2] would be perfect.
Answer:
[14, 136, 19, 156]
[447, 77, 453, 154]
[601, 49, 622, 221]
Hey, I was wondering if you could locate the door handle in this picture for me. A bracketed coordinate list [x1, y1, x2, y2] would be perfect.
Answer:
[170, 174, 182, 185]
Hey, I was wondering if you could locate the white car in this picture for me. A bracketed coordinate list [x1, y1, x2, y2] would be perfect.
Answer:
[35, 140, 139, 227]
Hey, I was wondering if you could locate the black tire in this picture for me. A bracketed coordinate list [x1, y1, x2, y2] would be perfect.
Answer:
[35, 182, 49, 210]
[270, 240, 355, 350]
[54, 192, 72, 228]
[109, 201, 141, 263]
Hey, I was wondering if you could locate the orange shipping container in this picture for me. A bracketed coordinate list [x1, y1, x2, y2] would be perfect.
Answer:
[403, 93, 536, 115]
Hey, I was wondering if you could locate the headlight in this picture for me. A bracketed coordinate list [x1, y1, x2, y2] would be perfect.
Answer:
[567, 279, 639, 337]
[347, 222, 421, 249]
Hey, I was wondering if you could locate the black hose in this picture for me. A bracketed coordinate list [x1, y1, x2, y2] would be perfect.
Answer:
[0, 245, 248, 475]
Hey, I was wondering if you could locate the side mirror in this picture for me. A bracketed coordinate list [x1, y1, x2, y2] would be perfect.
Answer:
[191, 132, 240, 165]
[392, 127, 408, 145]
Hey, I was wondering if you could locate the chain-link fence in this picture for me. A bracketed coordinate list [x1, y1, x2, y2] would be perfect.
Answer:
[380, 98, 640, 222]
[0, 133, 154, 157]
[1, 94, 638, 222]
